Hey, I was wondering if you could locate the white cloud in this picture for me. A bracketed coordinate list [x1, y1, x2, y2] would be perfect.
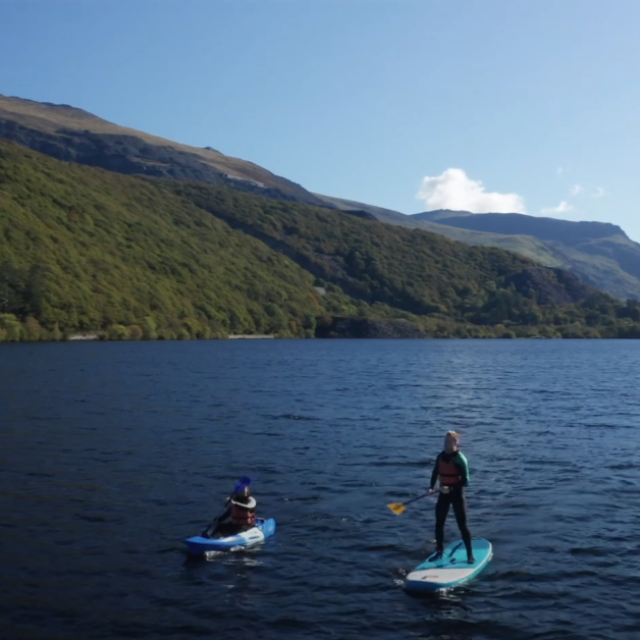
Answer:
[570, 184, 583, 196]
[593, 186, 605, 198]
[541, 200, 573, 215]
[416, 168, 526, 213]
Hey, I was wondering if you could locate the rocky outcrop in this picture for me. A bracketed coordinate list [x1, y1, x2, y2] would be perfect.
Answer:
[0, 113, 332, 209]
[507, 267, 597, 306]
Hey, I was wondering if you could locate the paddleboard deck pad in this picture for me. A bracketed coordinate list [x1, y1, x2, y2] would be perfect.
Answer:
[405, 538, 492, 592]
[183, 518, 276, 554]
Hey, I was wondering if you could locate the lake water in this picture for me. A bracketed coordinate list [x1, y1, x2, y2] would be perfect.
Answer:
[1, 340, 639, 640]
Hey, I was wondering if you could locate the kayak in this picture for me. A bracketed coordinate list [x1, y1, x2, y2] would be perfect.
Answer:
[183, 518, 276, 554]
[405, 538, 492, 592]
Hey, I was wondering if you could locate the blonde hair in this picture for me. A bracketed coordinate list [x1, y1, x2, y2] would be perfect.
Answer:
[446, 430, 460, 440]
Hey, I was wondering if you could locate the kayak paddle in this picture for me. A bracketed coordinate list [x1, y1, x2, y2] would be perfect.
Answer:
[387, 490, 435, 515]
[201, 500, 230, 537]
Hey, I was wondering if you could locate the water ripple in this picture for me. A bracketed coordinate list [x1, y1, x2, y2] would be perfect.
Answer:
[1, 340, 640, 639]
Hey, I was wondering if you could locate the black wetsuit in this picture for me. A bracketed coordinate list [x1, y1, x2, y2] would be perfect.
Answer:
[430, 450, 473, 559]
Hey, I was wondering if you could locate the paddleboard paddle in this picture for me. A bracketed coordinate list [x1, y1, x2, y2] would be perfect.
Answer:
[387, 489, 437, 515]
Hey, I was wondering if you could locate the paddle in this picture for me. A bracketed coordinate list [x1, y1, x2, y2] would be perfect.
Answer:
[201, 476, 252, 537]
[201, 500, 231, 537]
[387, 489, 437, 515]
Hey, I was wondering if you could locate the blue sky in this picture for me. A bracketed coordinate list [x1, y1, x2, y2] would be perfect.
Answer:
[1, 0, 639, 238]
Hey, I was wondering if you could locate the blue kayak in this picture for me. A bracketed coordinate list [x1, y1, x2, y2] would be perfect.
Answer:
[183, 518, 276, 554]
[405, 538, 492, 592]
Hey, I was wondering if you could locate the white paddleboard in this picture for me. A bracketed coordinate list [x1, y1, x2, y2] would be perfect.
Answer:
[405, 538, 492, 592]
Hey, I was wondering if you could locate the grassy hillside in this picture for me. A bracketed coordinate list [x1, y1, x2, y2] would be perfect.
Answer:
[168, 182, 640, 338]
[414, 211, 626, 241]
[5, 93, 639, 303]
[416, 212, 640, 300]
[0, 140, 360, 340]
[315, 193, 570, 265]
[175, 183, 551, 316]
[315, 194, 640, 300]
[0, 94, 329, 207]
[2, 140, 640, 341]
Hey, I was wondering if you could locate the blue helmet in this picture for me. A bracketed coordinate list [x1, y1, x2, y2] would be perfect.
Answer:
[234, 476, 252, 494]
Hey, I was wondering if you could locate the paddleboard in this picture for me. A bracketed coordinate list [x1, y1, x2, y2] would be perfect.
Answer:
[183, 518, 276, 554]
[405, 538, 492, 592]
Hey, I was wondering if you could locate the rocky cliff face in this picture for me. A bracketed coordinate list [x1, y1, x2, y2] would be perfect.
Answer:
[505, 268, 598, 306]
[0, 94, 333, 209]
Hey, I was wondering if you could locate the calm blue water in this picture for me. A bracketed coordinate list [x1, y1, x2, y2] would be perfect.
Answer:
[1, 340, 640, 640]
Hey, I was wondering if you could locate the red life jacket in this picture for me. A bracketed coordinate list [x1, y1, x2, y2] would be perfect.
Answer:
[231, 503, 256, 527]
[438, 454, 462, 486]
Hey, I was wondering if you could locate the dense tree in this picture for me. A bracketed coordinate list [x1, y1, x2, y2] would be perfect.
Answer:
[1, 139, 640, 340]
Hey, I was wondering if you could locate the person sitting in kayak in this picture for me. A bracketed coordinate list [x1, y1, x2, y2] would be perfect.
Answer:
[429, 430, 475, 564]
[209, 485, 257, 538]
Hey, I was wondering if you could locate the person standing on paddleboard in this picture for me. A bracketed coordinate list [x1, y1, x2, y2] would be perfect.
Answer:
[429, 430, 474, 563]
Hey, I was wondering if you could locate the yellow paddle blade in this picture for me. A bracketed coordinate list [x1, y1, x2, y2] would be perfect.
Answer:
[387, 502, 407, 515]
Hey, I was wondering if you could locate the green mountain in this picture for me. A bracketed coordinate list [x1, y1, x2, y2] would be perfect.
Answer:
[314, 195, 640, 301]
[2, 139, 640, 341]
[4, 93, 638, 303]
[0, 140, 354, 340]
